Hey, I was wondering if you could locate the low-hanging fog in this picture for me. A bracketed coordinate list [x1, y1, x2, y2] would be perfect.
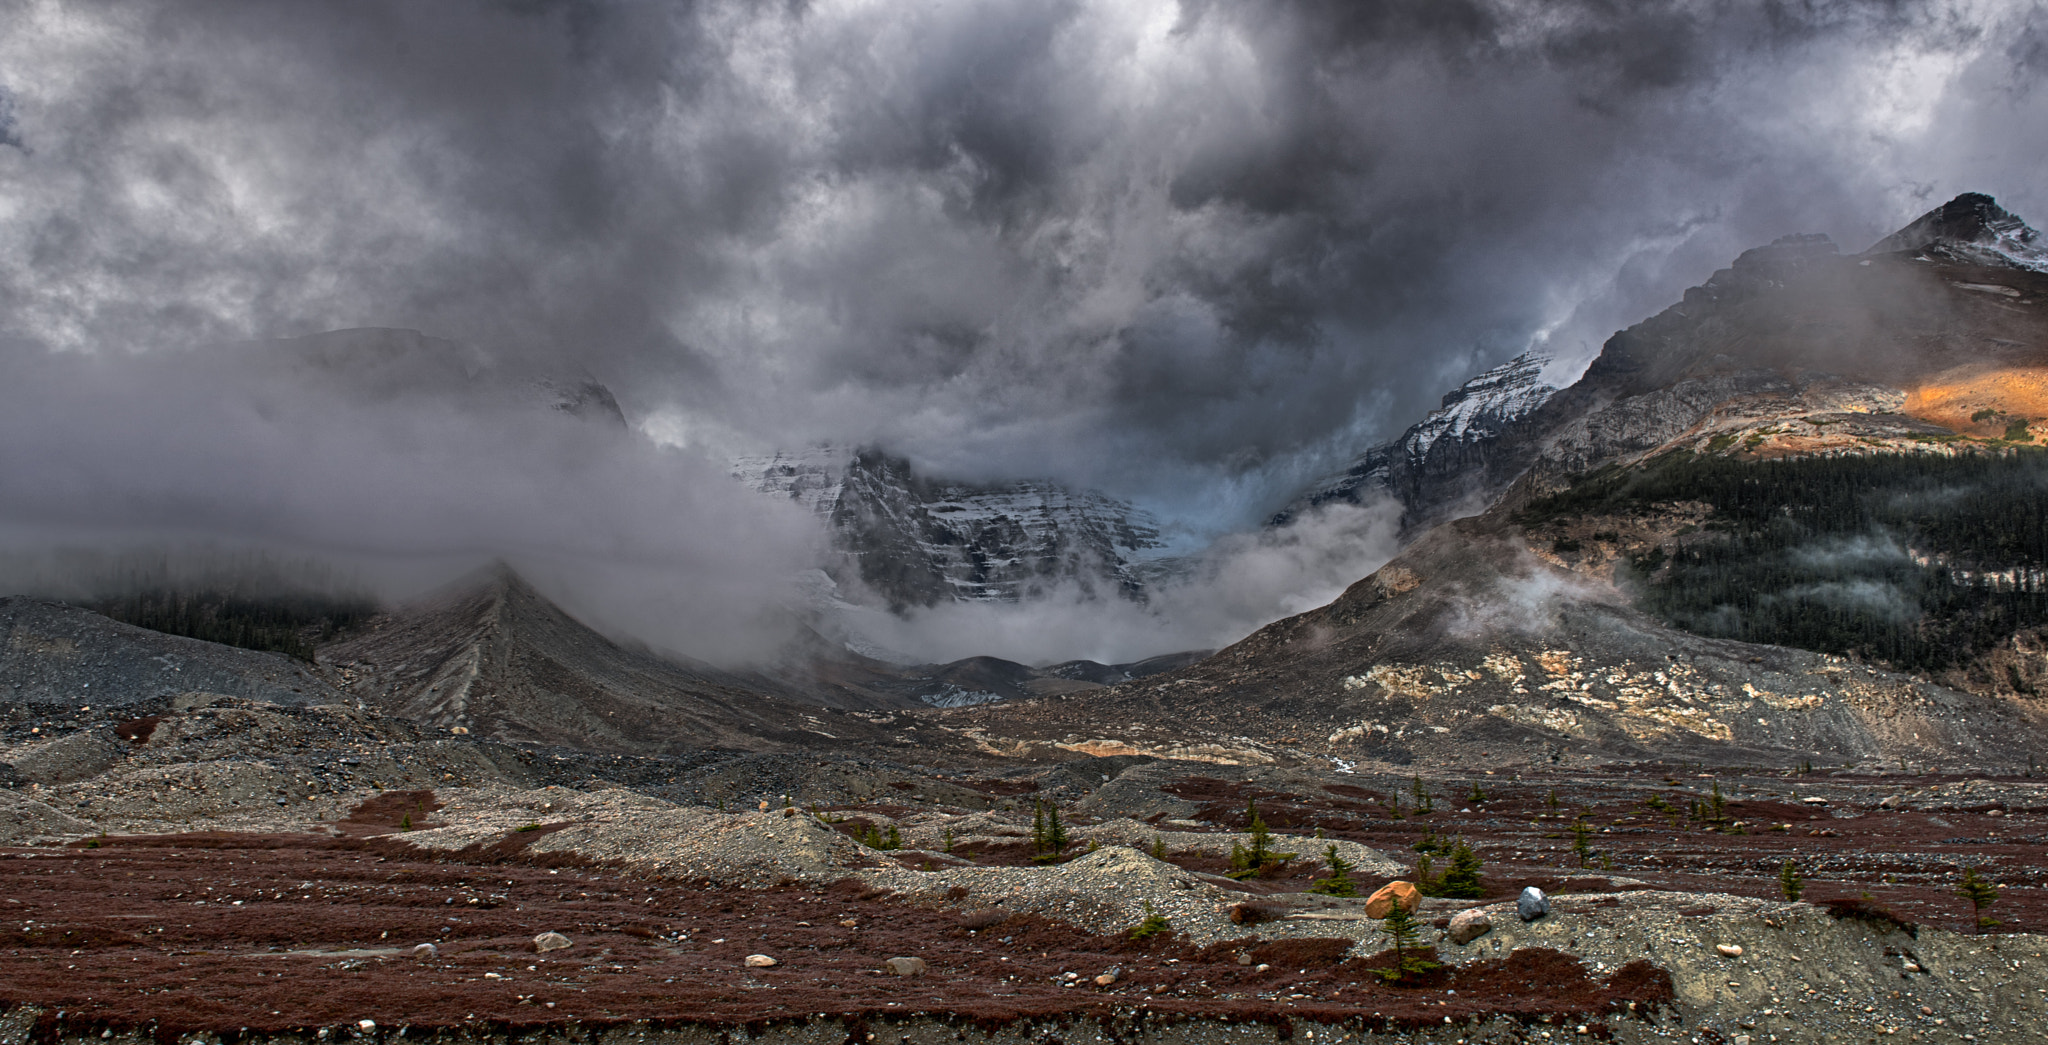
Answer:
[1, 0, 2044, 666]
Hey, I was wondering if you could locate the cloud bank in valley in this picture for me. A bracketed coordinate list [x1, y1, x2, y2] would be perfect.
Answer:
[0, 0, 2044, 662]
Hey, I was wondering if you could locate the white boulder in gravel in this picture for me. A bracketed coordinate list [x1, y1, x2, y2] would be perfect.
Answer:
[533, 931, 572, 952]
[745, 954, 779, 967]
[1447, 907, 1493, 945]
[884, 956, 926, 977]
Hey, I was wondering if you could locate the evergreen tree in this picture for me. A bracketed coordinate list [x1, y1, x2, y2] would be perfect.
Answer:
[1779, 859, 1804, 902]
[1958, 867, 2001, 932]
[1306, 844, 1356, 897]
[1376, 899, 1439, 982]
[1437, 839, 1485, 899]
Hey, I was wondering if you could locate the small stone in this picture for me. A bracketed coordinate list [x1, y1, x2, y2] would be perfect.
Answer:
[1733, 1036, 1751, 1045]
[1255, 963, 1271, 973]
[745, 954, 778, 967]
[1448, 908, 1493, 945]
[412, 944, 437, 957]
[1716, 943, 1743, 958]
[1517, 886, 1549, 922]
[839, 919, 859, 928]
[1921, 1006, 1935, 1016]
[358, 1022, 376, 1033]
[884, 957, 926, 977]
[533, 932, 572, 952]
[1365, 880, 1422, 918]
[1236, 953, 1254, 965]
[1094, 973, 1117, 986]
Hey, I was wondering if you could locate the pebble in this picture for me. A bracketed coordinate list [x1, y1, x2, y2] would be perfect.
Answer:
[1365, 880, 1421, 918]
[1448, 908, 1492, 945]
[1094, 973, 1117, 986]
[1517, 886, 1549, 922]
[1716, 943, 1743, 957]
[533, 932, 572, 953]
[412, 943, 436, 957]
[357, 1022, 376, 1032]
[745, 954, 778, 967]
[884, 956, 926, 977]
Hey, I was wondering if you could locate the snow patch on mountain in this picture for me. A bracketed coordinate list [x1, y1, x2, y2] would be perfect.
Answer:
[1403, 352, 1559, 458]
[1279, 352, 1558, 523]
[732, 447, 1170, 610]
[1866, 192, 2048, 273]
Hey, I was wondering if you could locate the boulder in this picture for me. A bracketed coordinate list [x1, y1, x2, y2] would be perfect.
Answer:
[1517, 886, 1549, 922]
[884, 956, 926, 977]
[412, 943, 437, 957]
[1448, 907, 1493, 945]
[1365, 880, 1421, 918]
[533, 932, 572, 952]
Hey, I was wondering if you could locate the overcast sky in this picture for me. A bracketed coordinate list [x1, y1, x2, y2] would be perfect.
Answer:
[1, 0, 2045, 661]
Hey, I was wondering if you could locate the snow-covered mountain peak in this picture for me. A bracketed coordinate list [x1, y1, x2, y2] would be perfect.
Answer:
[1273, 352, 1558, 527]
[1407, 352, 1558, 459]
[1865, 192, 2048, 272]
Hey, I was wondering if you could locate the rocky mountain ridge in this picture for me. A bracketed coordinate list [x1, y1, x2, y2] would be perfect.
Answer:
[732, 446, 1170, 610]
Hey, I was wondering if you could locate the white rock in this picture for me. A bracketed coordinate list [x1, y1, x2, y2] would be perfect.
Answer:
[1716, 943, 1743, 957]
[884, 956, 926, 977]
[1448, 908, 1493, 945]
[533, 932, 572, 952]
[358, 1021, 376, 1032]
[412, 943, 437, 957]
[745, 953, 778, 967]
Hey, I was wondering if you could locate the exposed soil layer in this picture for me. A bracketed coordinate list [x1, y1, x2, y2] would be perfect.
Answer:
[0, 830, 1670, 1037]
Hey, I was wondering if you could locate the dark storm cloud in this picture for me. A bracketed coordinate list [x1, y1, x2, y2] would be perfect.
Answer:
[0, 0, 2043, 660]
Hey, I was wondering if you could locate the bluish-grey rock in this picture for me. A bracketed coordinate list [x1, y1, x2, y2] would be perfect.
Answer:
[1517, 886, 1549, 922]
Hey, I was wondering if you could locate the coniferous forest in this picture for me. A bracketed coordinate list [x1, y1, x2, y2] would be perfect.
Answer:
[1521, 448, 2048, 673]
[88, 589, 377, 663]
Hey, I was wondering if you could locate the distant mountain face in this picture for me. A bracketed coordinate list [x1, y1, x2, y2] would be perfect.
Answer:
[1273, 351, 1559, 532]
[940, 193, 2048, 772]
[732, 447, 1169, 610]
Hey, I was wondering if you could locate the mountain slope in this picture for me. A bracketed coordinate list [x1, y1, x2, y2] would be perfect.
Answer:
[317, 566, 926, 755]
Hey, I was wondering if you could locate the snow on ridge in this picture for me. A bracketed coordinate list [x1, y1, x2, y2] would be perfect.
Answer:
[1866, 193, 2048, 274]
[730, 445, 1168, 606]
[730, 446, 853, 517]
[1400, 352, 1558, 460]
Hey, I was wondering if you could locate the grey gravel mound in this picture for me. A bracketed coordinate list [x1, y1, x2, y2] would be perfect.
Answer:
[0, 596, 343, 711]
[0, 789, 98, 844]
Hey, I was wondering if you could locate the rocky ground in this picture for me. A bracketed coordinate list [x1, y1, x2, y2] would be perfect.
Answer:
[2, 698, 2046, 1042]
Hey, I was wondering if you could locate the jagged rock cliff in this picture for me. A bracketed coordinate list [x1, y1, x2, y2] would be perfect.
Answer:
[732, 447, 1168, 610]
